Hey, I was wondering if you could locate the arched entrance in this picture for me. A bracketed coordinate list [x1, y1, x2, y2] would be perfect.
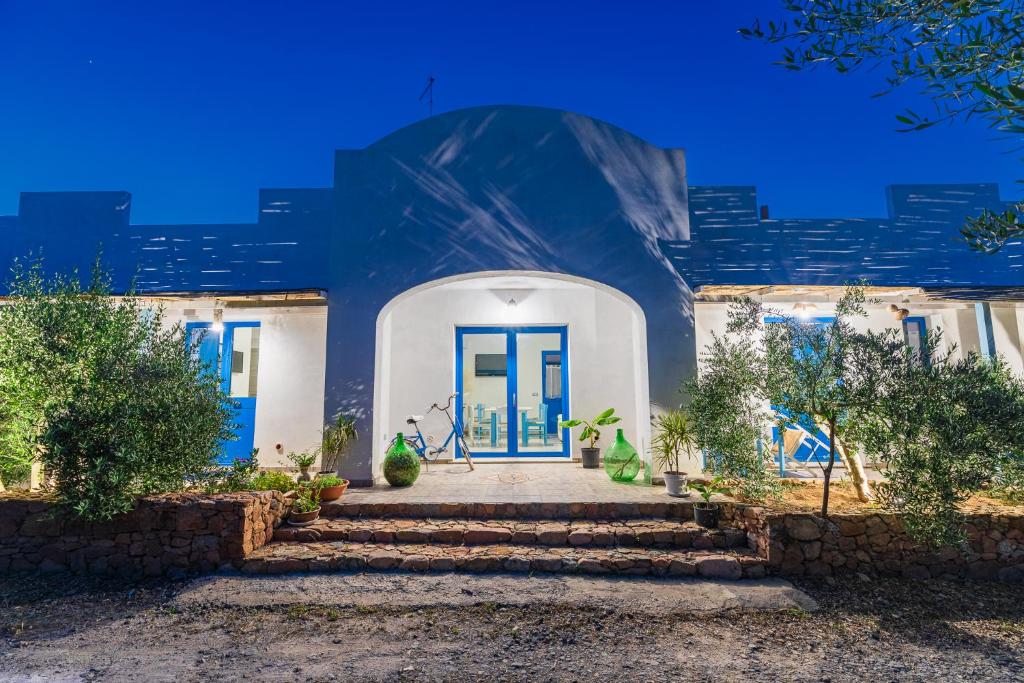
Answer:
[372, 271, 650, 481]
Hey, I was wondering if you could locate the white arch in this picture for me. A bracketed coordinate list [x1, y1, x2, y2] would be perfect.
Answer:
[372, 270, 652, 480]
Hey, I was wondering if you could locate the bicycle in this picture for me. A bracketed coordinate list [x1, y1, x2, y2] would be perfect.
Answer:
[390, 392, 475, 471]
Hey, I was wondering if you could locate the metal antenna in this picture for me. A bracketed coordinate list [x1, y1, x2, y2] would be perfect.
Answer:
[419, 75, 436, 117]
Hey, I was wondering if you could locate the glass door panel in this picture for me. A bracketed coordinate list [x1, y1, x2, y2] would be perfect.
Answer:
[459, 331, 510, 454]
[514, 332, 564, 454]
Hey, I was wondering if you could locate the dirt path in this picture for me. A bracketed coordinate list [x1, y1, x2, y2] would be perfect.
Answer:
[1, 571, 1021, 682]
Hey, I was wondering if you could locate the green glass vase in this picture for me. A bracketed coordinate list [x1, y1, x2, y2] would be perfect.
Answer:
[383, 433, 420, 487]
[604, 428, 640, 482]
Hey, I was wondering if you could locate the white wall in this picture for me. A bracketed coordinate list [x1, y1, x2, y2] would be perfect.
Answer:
[162, 303, 328, 468]
[375, 275, 650, 481]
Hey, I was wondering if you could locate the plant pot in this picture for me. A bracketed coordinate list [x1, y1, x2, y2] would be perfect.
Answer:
[297, 466, 312, 483]
[663, 471, 688, 498]
[288, 506, 321, 526]
[318, 480, 349, 502]
[694, 503, 719, 529]
[580, 447, 601, 469]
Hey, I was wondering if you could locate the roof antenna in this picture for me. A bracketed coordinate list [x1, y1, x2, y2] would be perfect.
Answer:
[419, 75, 436, 117]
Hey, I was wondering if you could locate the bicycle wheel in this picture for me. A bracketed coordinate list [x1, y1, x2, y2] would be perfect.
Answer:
[456, 433, 475, 470]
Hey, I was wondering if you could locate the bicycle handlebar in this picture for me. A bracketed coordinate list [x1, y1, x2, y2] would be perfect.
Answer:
[429, 392, 459, 413]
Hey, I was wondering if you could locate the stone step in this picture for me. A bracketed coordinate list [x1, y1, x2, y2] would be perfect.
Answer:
[320, 499, 698, 521]
[238, 541, 766, 580]
[273, 517, 749, 550]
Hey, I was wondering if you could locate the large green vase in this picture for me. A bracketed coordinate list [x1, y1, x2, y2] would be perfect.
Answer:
[604, 428, 640, 482]
[383, 433, 420, 487]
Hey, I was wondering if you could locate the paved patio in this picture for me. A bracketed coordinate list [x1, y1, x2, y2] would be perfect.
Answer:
[344, 462, 679, 504]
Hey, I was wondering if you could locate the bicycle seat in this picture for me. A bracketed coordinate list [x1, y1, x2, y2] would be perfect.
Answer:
[405, 415, 424, 425]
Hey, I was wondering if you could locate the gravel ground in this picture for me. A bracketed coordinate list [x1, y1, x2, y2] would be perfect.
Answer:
[0, 571, 1021, 682]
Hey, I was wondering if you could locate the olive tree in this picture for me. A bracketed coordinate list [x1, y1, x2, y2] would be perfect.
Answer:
[0, 258, 234, 519]
[746, 1, 1024, 252]
[686, 321, 782, 503]
[723, 288, 875, 515]
[844, 326, 1024, 545]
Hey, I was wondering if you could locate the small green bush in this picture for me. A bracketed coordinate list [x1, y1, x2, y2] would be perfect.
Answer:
[315, 473, 345, 488]
[252, 470, 297, 493]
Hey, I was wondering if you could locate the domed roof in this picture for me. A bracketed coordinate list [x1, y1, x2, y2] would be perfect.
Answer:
[366, 104, 663, 155]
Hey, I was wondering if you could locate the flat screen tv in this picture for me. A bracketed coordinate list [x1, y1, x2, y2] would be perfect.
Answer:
[475, 353, 507, 377]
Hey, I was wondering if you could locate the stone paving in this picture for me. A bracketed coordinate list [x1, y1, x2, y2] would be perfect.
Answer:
[273, 517, 749, 550]
[238, 541, 765, 579]
[343, 462, 676, 504]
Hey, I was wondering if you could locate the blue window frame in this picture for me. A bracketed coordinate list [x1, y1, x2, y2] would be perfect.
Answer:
[186, 321, 261, 465]
[902, 316, 928, 363]
[455, 326, 570, 459]
[763, 315, 837, 469]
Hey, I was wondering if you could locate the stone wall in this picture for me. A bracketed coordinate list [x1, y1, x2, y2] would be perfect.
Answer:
[0, 491, 286, 578]
[722, 504, 1024, 581]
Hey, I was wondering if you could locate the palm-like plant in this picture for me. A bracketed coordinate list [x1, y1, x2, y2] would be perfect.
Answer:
[652, 409, 698, 475]
[320, 414, 358, 472]
[559, 408, 620, 448]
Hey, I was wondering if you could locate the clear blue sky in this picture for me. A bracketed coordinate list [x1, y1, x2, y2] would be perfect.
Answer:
[1, 0, 1017, 224]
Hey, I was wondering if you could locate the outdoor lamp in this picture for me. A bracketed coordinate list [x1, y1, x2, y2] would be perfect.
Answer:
[211, 307, 225, 333]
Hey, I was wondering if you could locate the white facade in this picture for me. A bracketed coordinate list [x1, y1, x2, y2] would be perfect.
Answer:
[374, 272, 650, 482]
[160, 300, 329, 469]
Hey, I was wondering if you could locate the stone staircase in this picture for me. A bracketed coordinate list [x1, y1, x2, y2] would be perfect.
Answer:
[238, 511, 768, 580]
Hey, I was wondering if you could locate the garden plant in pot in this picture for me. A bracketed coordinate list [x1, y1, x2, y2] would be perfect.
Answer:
[288, 483, 322, 526]
[652, 409, 697, 497]
[287, 449, 319, 482]
[320, 414, 357, 476]
[315, 474, 348, 502]
[559, 408, 620, 469]
[690, 476, 730, 529]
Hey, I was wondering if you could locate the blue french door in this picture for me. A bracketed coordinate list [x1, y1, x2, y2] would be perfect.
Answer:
[186, 321, 261, 465]
[455, 326, 569, 458]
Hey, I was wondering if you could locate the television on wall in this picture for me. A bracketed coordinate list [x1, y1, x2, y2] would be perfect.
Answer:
[474, 353, 507, 377]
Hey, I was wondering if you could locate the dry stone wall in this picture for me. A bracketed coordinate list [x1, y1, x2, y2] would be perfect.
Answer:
[722, 504, 1024, 581]
[0, 491, 286, 578]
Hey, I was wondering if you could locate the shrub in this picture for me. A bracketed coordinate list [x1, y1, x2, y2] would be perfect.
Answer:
[202, 453, 261, 493]
[314, 473, 345, 488]
[686, 333, 781, 503]
[252, 470, 297, 493]
[0, 257, 233, 519]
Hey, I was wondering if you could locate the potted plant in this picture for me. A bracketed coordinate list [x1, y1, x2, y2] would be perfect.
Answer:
[288, 449, 319, 482]
[690, 476, 730, 529]
[288, 484, 322, 525]
[320, 414, 358, 476]
[559, 408, 621, 469]
[315, 473, 349, 502]
[652, 409, 697, 497]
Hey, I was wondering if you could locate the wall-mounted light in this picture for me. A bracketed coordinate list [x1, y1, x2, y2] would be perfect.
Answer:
[793, 302, 818, 318]
[506, 297, 518, 307]
[211, 307, 225, 333]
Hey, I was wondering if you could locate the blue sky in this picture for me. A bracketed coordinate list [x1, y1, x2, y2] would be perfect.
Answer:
[0, 1, 1017, 224]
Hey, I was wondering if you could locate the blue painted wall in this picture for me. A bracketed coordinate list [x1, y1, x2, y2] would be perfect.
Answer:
[664, 183, 1022, 292]
[2, 188, 330, 293]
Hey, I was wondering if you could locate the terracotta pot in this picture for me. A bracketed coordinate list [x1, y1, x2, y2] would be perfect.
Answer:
[318, 481, 349, 502]
[288, 506, 321, 525]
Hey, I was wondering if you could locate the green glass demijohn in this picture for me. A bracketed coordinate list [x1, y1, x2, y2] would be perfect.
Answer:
[604, 428, 640, 482]
[383, 433, 420, 487]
